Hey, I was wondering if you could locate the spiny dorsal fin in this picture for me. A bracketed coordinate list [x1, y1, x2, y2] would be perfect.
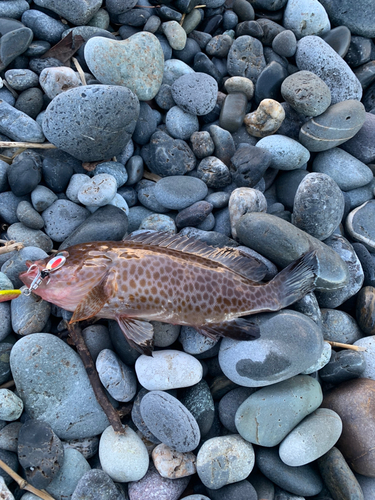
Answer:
[124, 231, 268, 282]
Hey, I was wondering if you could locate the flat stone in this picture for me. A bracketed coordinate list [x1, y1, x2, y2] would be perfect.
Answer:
[162, 20, 186, 50]
[235, 375, 322, 446]
[140, 391, 201, 452]
[33, 0, 102, 25]
[171, 73, 218, 116]
[236, 212, 349, 290]
[16, 201, 44, 230]
[5, 69, 38, 91]
[128, 464, 189, 500]
[0, 27, 33, 71]
[256, 446, 323, 497]
[281, 70, 331, 116]
[0, 98, 44, 143]
[85, 32, 163, 101]
[279, 408, 342, 466]
[152, 443, 196, 479]
[135, 350, 203, 391]
[99, 425, 149, 482]
[299, 100, 366, 152]
[219, 92, 248, 133]
[10, 334, 109, 439]
[42, 85, 139, 162]
[96, 349, 137, 402]
[154, 176, 208, 210]
[196, 435, 254, 489]
[256, 135, 310, 170]
[218, 310, 324, 387]
[322, 378, 375, 476]
[319, 350, 366, 385]
[296, 35, 362, 104]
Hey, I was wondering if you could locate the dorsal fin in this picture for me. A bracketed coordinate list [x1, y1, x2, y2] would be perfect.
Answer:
[124, 231, 268, 282]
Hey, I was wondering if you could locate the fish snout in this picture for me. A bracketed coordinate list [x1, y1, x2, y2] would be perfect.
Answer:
[19, 262, 42, 287]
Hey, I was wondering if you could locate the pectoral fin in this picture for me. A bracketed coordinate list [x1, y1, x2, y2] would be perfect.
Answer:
[116, 316, 154, 356]
[70, 268, 118, 323]
[198, 317, 260, 341]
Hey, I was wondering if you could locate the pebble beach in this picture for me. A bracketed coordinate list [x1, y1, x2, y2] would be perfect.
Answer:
[0, 0, 374, 499]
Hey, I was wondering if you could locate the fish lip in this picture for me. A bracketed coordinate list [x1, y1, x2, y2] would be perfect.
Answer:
[19, 265, 41, 287]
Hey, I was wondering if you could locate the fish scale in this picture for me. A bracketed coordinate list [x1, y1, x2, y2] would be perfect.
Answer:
[19, 231, 318, 355]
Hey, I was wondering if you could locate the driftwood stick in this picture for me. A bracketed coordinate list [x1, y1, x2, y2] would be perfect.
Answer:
[0, 240, 24, 254]
[327, 341, 366, 352]
[143, 170, 161, 182]
[0, 458, 56, 500]
[67, 322, 125, 434]
[0, 142, 56, 149]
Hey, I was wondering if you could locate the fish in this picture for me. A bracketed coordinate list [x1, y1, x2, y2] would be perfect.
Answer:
[19, 231, 318, 355]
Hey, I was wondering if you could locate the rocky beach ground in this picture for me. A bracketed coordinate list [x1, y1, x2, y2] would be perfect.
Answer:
[0, 0, 374, 499]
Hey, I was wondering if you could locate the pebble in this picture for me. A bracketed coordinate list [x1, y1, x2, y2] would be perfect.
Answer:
[244, 98, 285, 137]
[0, 389, 23, 421]
[321, 308, 363, 344]
[227, 35, 266, 83]
[218, 387, 255, 433]
[341, 112, 375, 164]
[179, 326, 219, 354]
[235, 375, 322, 446]
[42, 85, 139, 162]
[219, 310, 324, 387]
[279, 408, 342, 466]
[256, 447, 323, 497]
[224, 76, 254, 100]
[292, 173, 344, 240]
[0, 422, 21, 453]
[42, 199, 90, 242]
[96, 349, 137, 402]
[8, 153, 42, 197]
[128, 464, 189, 500]
[196, 157, 231, 188]
[272, 30, 297, 58]
[319, 349, 366, 385]
[356, 285, 375, 335]
[31, 186, 57, 212]
[39, 67, 81, 100]
[209, 124, 236, 167]
[71, 469, 121, 500]
[0, 27, 33, 72]
[140, 391, 201, 452]
[312, 148, 373, 191]
[176, 201, 213, 229]
[139, 213, 176, 233]
[5, 69, 38, 91]
[0, 344, 11, 385]
[154, 175, 208, 210]
[196, 435, 254, 489]
[21, 9, 65, 44]
[319, 0, 375, 38]
[180, 379, 215, 437]
[10, 334, 109, 440]
[0, 449, 18, 485]
[11, 290, 51, 335]
[16, 201, 44, 230]
[166, 106, 199, 140]
[256, 135, 310, 170]
[18, 419, 64, 488]
[254, 61, 289, 104]
[152, 443, 196, 479]
[353, 336, 375, 380]
[296, 35, 363, 104]
[283, 0, 330, 39]
[229, 187, 267, 239]
[230, 145, 273, 188]
[63, 436, 99, 460]
[281, 71, 331, 117]
[219, 92, 247, 133]
[77, 174, 117, 207]
[162, 21, 186, 50]
[146, 130, 196, 176]
[135, 349, 203, 390]
[1, 246, 47, 288]
[346, 200, 375, 252]
[171, 73, 218, 116]
[33, 0, 102, 25]
[99, 425, 149, 482]
[0, 98, 44, 143]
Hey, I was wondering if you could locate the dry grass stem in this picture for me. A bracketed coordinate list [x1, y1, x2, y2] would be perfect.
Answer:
[143, 170, 161, 182]
[0, 240, 24, 254]
[0, 142, 56, 149]
[0, 380, 15, 389]
[72, 57, 87, 86]
[327, 341, 366, 352]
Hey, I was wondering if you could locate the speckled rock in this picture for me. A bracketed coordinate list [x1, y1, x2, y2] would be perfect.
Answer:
[283, 0, 330, 39]
[196, 435, 254, 489]
[71, 469, 121, 500]
[84, 32, 164, 101]
[39, 67, 81, 100]
[140, 391, 201, 452]
[11, 291, 51, 336]
[219, 310, 324, 387]
[0, 422, 22, 453]
[227, 35, 266, 83]
[235, 375, 322, 446]
[179, 326, 219, 355]
[0, 99, 44, 143]
[319, 349, 366, 385]
[10, 334, 109, 440]
[42, 85, 139, 162]
[162, 21, 186, 50]
[99, 425, 149, 482]
[296, 35, 362, 104]
[229, 187, 267, 239]
[197, 157, 232, 189]
[244, 99, 285, 138]
[7, 223, 53, 253]
[128, 464, 189, 500]
[33, 0, 102, 25]
[171, 73, 218, 116]
[0, 390, 23, 421]
[77, 174, 117, 207]
[146, 130, 196, 176]
[180, 379, 215, 437]
[42, 199, 90, 242]
[281, 71, 331, 116]
[152, 443, 196, 479]
[256, 135, 310, 170]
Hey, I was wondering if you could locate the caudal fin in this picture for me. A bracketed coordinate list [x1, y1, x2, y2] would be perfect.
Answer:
[270, 251, 319, 309]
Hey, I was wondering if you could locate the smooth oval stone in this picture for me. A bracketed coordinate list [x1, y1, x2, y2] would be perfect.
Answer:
[321, 25, 351, 57]
[71, 469, 120, 500]
[281, 70, 331, 117]
[219, 92, 247, 133]
[224, 76, 254, 100]
[321, 308, 363, 344]
[196, 435, 254, 489]
[99, 425, 149, 482]
[135, 349, 203, 391]
[256, 135, 310, 170]
[236, 212, 349, 290]
[292, 173, 344, 240]
[279, 408, 342, 466]
[227, 35, 266, 83]
[354, 336, 375, 380]
[346, 200, 375, 252]
[0, 99, 44, 142]
[209, 124, 236, 167]
[162, 20, 186, 50]
[356, 286, 375, 335]
[256, 446, 323, 497]
[318, 447, 365, 500]
[235, 375, 322, 446]
[341, 112, 375, 164]
[152, 443, 196, 479]
[272, 29, 297, 58]
[320, 349, 366, 385]
[42, 199, 90, 242]
[84, 32, 163, 101]
[16, 201, 44, 230]
[11, 291, 51, 335]
[128, 464, 189, 500]
[10, 334, 109, 439]
[313, 148, 373, 191]
[299, 100, 366, 152]
[0, 422, 22, 453]
[166, 105, 199, 140]
[296, 35, 362, 104]
[7, 222, 52, 253]
[283, 0, 330, 39]
[18, 419, 64, 489]
[218, 387, 255, 433]
[318, 0, 375, 38]
[301, 340, 331, 374]
[40, 67, 81, 99]
[0, 389, 23, 421]
[42, 85, 139, 162]
[171, 72, 218, 116]
[154, 176, 208, 210]
[140, 391, 200, 452]
[96, 349, 137, 402]
[229, 187, 267, 239]
[219, 310, 324, 387]
[244, 98, 285, 137]
[33, 0, 101, 25]
[254, 61, 289, 104]
[322, 378, 375, 476]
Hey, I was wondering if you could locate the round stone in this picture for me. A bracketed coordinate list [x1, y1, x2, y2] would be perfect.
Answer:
[171, 73, 218, 116]
[77, 174, 117, 207]
[165, 105, 199, 140]
[154, 176, 208, 210]
[0, 389, 23, 421]
[42, 85, 139, 162]
[16, 201, 44, 230]
[39, 67, 81, 100]
[196, 435, 254, 490]
[99, 425, 149, 482]
[235, 375, 323, 446]
[227, 35, 266, 83]
[272, 30, 297, 58]
[42, 199, 90, 242]
[256, 135, 310, 170]
[229, 187, 267, 239]
[244, 99, 285, 137]
[281, 71, 331, 116]
[218, 310, 324, 387]
[283, 0, 330, 39]
[135, 349, 203, 391]
[96, 349, 137, 402]
[127, 464, 189, 500]
[279, 408, 342, 466]
[321, 308, 363, 344]
[140, 391, 201, 452]
[152, 443, 196, 479]
[84, 32, 164, 101]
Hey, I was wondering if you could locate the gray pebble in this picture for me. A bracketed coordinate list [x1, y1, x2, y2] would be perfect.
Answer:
[283, 0, 330, 39]
[256, 135, 310, 170]
[180, 379, 215, 437]
[154, 176, 208, 210]
[272, 30, 297, 58]
[139, 213, 176, 233]
[31, 185, 58, 212]
[346, 200, 375, 252]
[7, 222, 52, 252]
[66, 174, 91, 204]
[151, 322, 180, 348]
[0, 304, 11, 342]
[0, 192, 28, 225]
[205, 191, 230, 209]
[127, 464, 189, 500]
[78, 174, 117, 207]
[319, 350, 366, 384]
[16, 201, 44, 230]
[171, 72, 218, 116]
[71, 469, 121, 500]
[281, 70, 331, 116]
[32, 0, 102, 26]
[125, 155, 143, 186]
[46, 448, 90, 500]
[82, 324, 113, 362]
[42, 200, 90, 242]
[321, 308, 363, 344]
[138, 181, 169, 214]
[227, 35, 266, 83]
[0, 99, 44, 143]
[5, 69, 38, 91]
[11, 290, 51, 335]
[94, 162, 128, 188]
[197, 157, 232, 189]
[162, 20, 186, 50]
[22, 8, 66, 44]
[0, 422, 22, 453]
[96, 349, 137, 402]
[166, 106, 199, 140]
[0, 389, 23, 421]
[180, 326, 219, 354]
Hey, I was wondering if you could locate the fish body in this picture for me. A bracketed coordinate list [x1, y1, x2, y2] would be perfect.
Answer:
[19, 232, 318, 354]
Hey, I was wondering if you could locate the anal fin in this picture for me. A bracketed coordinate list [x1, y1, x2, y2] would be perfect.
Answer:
[116, 316, 154, 356]
[198, 317, 260, 341]
[70, 268, 117, 323]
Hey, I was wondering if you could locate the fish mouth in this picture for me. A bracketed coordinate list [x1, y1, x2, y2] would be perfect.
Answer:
[19, 265, 41, 288]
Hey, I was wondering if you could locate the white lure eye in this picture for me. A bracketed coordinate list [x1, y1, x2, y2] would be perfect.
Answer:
[45, 254, 66, 272]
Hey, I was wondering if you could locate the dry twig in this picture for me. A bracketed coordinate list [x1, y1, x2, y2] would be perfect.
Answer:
[0, 142, 56, 150]
[327, 341, 366, 352]
[72, 57, 87, 86]
[143, 169, 161, 182]
[0, 240, 24, 254]
[0, 380, 15, 389]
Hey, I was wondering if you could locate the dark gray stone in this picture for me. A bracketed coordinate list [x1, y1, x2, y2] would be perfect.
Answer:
[353, 242, 375, 287]
[33, 0, 102, 25]
[0, 27, 33, 71]
[275, 169, 309, 211]
[171, 72, 218, 115]
[71, 469, 121, 500]
[42, 85, 139, 162]
[340, 112, 375, 164]
[209, 124, 236, 167]
[318, 0, 375, 37]
[42, 200, 90, 243]
[7, 222, 53, 253]
[176, 201, 213, 228]
[15, 87, 44, 119]
[133, 102, 158, 146]
[227, 35, 266, 83]
[319, 350, 366, 385]
[321, 308, 363, 344]
[131, 388, 160, 443]
[321, 25, 351, 57]
[154, 175, 208, 210]
[207, 480, 257, 500]
[0, 98, 44, 142]
[21, 9, 65, 44]
[180, 380, 215, 437]
[137, 181, 169, 213]
[147, 130, 196, 176]
[218, 387, 255, 433]
[8, 154, 42, 197]
[197, 157, 232, 188]
[346, 200, 375, 253]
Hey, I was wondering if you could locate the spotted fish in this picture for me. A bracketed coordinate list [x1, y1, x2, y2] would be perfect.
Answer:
[19, 231, 318, 355]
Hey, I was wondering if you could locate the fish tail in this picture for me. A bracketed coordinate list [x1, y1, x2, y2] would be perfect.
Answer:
[268, 251, 319, 308]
